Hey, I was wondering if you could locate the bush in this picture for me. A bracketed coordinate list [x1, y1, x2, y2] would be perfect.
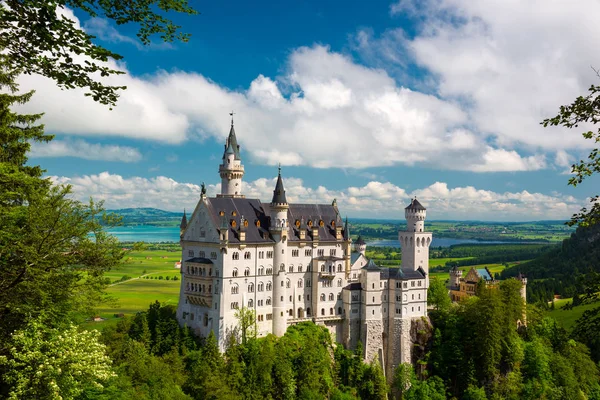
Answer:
[165, 276, 170, 281]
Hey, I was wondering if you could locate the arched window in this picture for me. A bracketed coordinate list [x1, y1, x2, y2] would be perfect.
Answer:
[244, 268, 250, 277]
[232, 252, 239, 260]
[289, 265, 293, 273]
[298, 279, 303, 288]
[321, 264, 325, 272]
[306, 307, 311, 316]
[266, 267, 273, 275]
[321, 308, 325, 316]
[258, 266, 264, 275]
[286, 279, 291, 288]
[298, 308, 304, 318]
[337, 264, 342, 272]
[266, 281, 272, 291]
[280, 263, 285, 272]
[320, 293, 326, 301]
[231, 284, 239, 294]
[298, 265, 303, 273]
[337, 307, 342, 314]
[232, 268, 238, 277]
[289, 309, 293, 316]
[248, 299, 254, 308]
[328, 293, 334, 301]
[208, 285, 212, 293]
[258, 282, 264, 292]
[204, 314, 208, 326]
[330, 308, 334, 315]
[337, 278, 342, 287]
[248, 283, 254, 293]
[266, 297, 272, 305]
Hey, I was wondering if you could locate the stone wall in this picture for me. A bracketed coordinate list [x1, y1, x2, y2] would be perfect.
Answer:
[362, 320, 384, 364]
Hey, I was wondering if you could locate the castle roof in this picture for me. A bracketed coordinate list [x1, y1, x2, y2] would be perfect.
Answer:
[362, 258, 380, 271]
[476, 268, 493, 281]
[180, 209, 187, 229]
[355, 235, 366, 245]
[345, 282, 362, 291]
[223, 123, 241, 160]
[185, 257, 213, 264]
[405, 198, 426, 211]
[203, 197, 342, 243]
[382, 267, 426, 281]
[271, 168, 287, 204]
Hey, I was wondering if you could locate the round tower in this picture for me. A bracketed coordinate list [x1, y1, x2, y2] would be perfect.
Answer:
[518, 273, 527, 303]
[218, 115, 245, 198]
[270, 167, 289, 336]
[450, 267, 462, 289]
[354, 236, 367, 255]
[405, 197, 426, 232]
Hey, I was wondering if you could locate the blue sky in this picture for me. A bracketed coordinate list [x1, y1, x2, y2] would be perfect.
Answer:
[21, 0, 600, 220]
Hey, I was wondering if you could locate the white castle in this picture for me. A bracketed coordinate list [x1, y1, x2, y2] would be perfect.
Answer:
[177, 119, 431, 376]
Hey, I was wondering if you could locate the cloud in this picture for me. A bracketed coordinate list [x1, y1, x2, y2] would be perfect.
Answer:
[14, 8, 548, 172]
[52, 172, 584, 221]
[386, 0, 599, 152]
[83, 18, 174, 50]
[29, 139, 142, 162]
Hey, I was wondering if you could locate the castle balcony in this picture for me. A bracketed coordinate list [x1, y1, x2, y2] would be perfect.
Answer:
[319, 271, 336, 279]
[185, 294, 212, 307]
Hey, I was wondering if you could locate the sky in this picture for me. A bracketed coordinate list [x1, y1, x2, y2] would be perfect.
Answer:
[18, 0, 600, 221]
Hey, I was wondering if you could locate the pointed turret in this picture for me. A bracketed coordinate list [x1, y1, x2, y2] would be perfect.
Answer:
[218, 113, 245, 198]
[271, 166, 287, 205]
[180, 209, 187, 230]
[343, 216, 350, 240]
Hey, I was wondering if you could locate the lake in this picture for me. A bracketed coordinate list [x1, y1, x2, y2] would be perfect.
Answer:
[107, 226, 537, 248]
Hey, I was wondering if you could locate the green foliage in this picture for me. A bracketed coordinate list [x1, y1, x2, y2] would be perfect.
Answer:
[234, 306, 257, 346]
[0, 319, 114, 399]
[0, 0, 198, 107]
[428, 278, 451, 311]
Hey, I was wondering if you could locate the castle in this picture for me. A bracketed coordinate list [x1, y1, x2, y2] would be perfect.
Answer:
[176, 119, 431, 377]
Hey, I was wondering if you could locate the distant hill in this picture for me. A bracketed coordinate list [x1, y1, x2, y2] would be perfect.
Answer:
[502, 223, 600, 302]
[109, 208, 183, 226]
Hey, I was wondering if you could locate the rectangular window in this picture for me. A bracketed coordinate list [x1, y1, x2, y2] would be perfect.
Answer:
[305, 249, 312, 256]
[411, 281, 415, 287]
[306, 280, 311, 287]
[210, 252, 217, 260]
[317, 249, 324, 256]
[418, 281, 422, 287]
[188, 250, 194, 257]
[199, 251, 205, 258]
[266, 313, 273, 321]
[267, 251, 273, 258]
[292, 249, 299, 257]
[330, 249, 336, 256]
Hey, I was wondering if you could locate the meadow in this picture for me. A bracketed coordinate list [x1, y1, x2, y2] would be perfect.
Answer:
[546, 298, 600, 330]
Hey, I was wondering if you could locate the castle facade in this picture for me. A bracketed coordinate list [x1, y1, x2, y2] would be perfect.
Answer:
[176, 120, 432, 376]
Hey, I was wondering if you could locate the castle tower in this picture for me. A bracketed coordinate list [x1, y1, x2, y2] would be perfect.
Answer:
[354, 236, 367, 255]
[179, 209, 187, 238]
[270, 167, 289, 336]
[450, 267, 462, 289]
[399, 198, 432, 285]
[218, 115, 245, 198]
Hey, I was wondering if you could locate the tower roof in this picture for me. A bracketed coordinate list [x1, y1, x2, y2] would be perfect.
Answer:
[405, 197, 426, 211]
[355, 235, 366, 245]
[343, 216, 350, 240]
[271, 167, 287, 204]
[180, 209, 187, 229]
[363, 258, 380, 271]
[223, 121, 241, 160]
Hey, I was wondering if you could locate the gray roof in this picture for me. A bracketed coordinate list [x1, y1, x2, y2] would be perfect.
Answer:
[287, 203, 343, 242]
[345, 282, 362, 291]
[382, 267, 426, 280]
[180, 209, 187, 229]
[223, 124, 241, 160]
[363, 258, 380, 271]
[350, 252, 363, 265]
[185, 257, 214, 264]
[203, 197, 343, 243]
[355, 236, 366, 245]
[405, 198, 426, 211]
[271, 170, 287, 204]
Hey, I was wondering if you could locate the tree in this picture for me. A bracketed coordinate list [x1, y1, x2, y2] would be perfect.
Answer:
[234, 306, 257, 346]
[0, 319, 115, 399]
[542, 78, 600, 227]
[428, 277, 451, 311]
[0, 0, 198, 107]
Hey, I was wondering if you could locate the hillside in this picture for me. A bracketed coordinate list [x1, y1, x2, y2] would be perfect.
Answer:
[502, 223, 600, 302]
[110, 208, 183, 226]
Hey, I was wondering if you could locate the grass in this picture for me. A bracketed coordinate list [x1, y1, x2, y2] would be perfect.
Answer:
[429, 263, 515, 282]
[429, 257, 474, 267]
[546, 298, 600, 331]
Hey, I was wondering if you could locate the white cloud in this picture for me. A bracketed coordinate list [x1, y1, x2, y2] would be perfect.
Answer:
[52, 172, 584, 221]
[83, 18, 174, 50]
[14, 9, 548, 172]
[29, 139, 142, 162]
[388, 0, 600, 152]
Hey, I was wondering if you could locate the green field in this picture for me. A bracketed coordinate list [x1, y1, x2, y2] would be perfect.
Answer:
[546, 298, 600, 330]
[429, 263, 514, 282]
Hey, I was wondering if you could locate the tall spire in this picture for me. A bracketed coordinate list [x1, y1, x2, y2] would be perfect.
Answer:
[224, 111, 241, 160]
[343, 216, 350, 240]
[271, 166, 287, 204]
[180, 209, 187, 230]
